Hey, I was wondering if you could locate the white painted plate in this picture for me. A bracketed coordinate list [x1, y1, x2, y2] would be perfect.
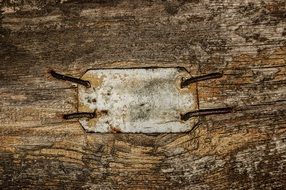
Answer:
[78, 67, 198, 133]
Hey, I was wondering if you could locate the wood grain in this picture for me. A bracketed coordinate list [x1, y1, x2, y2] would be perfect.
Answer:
[0, 0, 286, 189]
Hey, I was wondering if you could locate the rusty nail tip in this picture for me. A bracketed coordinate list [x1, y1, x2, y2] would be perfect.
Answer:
[50, 69, 91, 88]
[63, 112, 96, 120]
[181, 72, 224, 88]
[181, 107, 233, 121]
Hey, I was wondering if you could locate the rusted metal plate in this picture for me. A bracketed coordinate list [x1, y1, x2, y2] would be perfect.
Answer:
[78, 67, 198, 133]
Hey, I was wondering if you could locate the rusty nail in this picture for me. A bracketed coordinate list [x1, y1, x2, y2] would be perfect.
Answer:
[50, 70, 91, 88]
[181, 107, 233, 121]
[181, 72, 223, 88]
[63, 112, 96, 120]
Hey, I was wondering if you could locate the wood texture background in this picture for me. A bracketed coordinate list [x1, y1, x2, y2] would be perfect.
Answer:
[0, 0, 286, 189]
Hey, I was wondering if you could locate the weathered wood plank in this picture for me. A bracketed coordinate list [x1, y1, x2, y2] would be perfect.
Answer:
[0, 0, 286, 189]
